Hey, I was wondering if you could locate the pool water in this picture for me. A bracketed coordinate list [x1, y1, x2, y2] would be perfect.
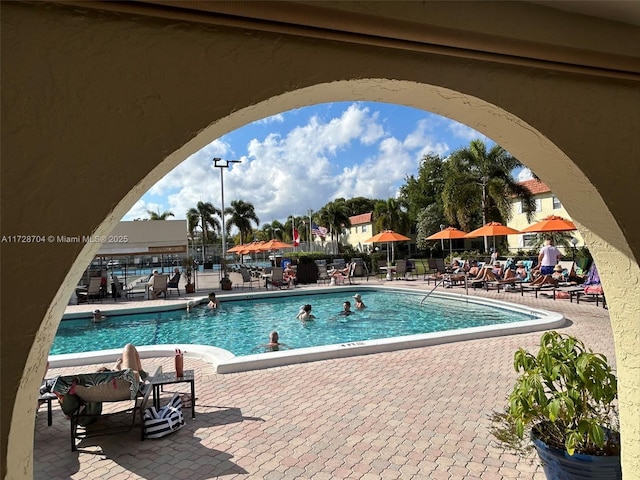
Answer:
[52, 290, 537, 357]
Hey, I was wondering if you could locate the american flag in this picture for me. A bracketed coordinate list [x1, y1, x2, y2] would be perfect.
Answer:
[312, 223, 328, 237]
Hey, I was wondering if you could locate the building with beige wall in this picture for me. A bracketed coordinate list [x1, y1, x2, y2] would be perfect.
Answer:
[507, 179, 586, 253]
[2, 2, 639, 478]
[342, 212, 375, 252]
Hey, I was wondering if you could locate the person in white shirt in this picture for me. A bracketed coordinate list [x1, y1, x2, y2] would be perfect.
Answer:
[536, 238, 562, 276]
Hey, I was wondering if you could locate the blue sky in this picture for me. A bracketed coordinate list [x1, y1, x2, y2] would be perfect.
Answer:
[124, 102, 533, 225]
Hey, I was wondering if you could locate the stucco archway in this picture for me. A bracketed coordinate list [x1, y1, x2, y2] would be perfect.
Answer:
[2, 3, 638, 478]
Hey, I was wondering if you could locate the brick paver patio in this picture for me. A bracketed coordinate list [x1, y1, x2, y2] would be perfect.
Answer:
[36, 273, 614, 479]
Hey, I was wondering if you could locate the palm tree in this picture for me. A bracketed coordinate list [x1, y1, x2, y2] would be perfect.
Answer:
[373, 198, 410, 233]
[225, 199, 260, 245]
[186, 201, 221, 245]
[316, 200, 351, 254]
[146, 209, 174, 220]
[442, 139, 536, 251]
[373, 198, 411, 262]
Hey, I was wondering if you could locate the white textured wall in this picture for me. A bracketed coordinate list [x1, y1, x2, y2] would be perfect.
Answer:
[2, 3, 638, 478]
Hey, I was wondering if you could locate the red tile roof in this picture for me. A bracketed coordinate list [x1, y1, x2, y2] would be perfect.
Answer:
[349, 212, 372, 225]
[519, 179, 550, 195]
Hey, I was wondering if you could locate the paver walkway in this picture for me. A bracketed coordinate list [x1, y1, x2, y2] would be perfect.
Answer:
[36, 273, 614, 479]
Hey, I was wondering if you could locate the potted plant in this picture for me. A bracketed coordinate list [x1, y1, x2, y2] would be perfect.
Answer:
[181, 257, 196, 294]
[491, 331, 620, 479]
[220, 276, 233, 290]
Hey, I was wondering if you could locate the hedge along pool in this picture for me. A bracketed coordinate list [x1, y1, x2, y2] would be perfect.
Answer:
[52, 289, 561, 364]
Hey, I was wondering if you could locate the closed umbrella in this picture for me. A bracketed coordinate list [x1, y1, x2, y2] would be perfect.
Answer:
[426, 227, 467, 257]
[364, 230, 411, 264]
[465, 222, 520, 252]
[520, 215, 577, 233]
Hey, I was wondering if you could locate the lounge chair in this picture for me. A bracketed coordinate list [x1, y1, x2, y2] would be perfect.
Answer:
[377, 260, 390, 280]
[149, 274, 168, 299]
[345, 262, 357, 285]
[111, 275, 124, 301]
[77, 277, 103, 304]
[394, 260, 407, 280]
[316, 264, 330, 285]
[576, 263, 606, 307]
[557, 260, 576, 280]
[52, 366, 161, 451]
[517, 275, 558, 297]
[425, 258, 447, 284]
[269, 268, 289, 289]
[167, 272, 181, 296]
[124, 277, 147, 300]
[239, 267, 260, 290]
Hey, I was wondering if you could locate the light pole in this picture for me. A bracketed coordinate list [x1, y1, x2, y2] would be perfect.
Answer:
[213, 157, 241, 283]
[570, 237, 578, 263]
[308, 209, 313, 252]
[439, 224, 445, 253]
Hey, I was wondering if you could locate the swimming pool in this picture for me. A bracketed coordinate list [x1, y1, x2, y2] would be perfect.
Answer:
[53, 289, 541, 357]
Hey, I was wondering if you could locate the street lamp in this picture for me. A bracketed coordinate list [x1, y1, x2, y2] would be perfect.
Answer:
[439, 224, 445, 252]
[570, 237, 578, 263]
[213, 157, 241, 283]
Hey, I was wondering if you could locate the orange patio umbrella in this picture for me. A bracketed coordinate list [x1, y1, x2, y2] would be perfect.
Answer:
[426, 227, 467, 257]
[519, 215, 577, 233]
[226, 244, 245, 253]
[262, 239, 294, 250]
[465, 221, 520, 252]
[364, 230, 411, 263]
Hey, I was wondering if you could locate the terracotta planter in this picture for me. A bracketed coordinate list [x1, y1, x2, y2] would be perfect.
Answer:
[185, 283, 195, 294]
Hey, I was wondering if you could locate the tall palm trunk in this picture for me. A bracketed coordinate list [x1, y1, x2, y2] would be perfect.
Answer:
[481, 180, 488, 252]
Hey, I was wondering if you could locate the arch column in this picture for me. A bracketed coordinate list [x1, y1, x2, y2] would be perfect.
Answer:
[2, 3, 638, 478]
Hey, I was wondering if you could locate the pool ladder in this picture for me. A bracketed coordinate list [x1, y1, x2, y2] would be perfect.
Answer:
[420, 273, 469, 305]
[420, 278, 445, 304]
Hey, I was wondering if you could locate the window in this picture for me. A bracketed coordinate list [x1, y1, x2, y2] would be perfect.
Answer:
[553, 196, 562, 209]
[362, 225, 368, 232]
[520, 198, 542, 213]
[354, 226, 358, 233]
[522, 234, 537, 248]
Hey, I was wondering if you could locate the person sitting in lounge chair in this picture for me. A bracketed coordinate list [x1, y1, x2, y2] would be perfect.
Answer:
[283, 264, 297, 287]
[491, 261, 504, 279]
[551, 264, 565, 282]
[528, 271, 559, 286]
[473, 262, 501, 284]
[167, 268, 181, 288]
[329, 262, 353, 285]
[514, 261, 528, 280]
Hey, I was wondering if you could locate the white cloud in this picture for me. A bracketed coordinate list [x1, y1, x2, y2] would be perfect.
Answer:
[123, 103, 476, 227]
[515, 167, 535, 182]
[254, 113, 285, 125]
[448, 121, 490, 144]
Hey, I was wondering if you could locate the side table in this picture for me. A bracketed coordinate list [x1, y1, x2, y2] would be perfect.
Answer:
[151, 369, 196, 419]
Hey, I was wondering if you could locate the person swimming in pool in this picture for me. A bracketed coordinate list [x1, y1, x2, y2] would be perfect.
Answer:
[352, 294, 366, 310]
[91, 309, 106, 323]
[256, 331, 291, 352]
[339, 301, 353, 316]
[296, 304, 316, 321]
[207, 292, 220, 309]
